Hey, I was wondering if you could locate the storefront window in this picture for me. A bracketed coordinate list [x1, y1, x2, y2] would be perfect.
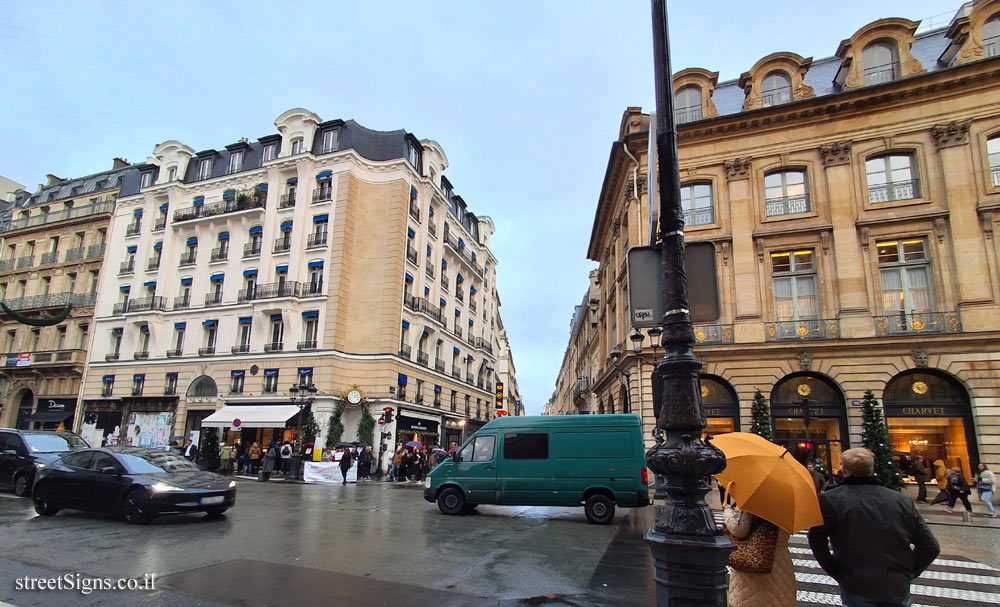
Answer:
[771, 374, 848, 475]
[700, 375, 739, 437]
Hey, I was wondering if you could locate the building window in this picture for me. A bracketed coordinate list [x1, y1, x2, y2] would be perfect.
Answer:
[263, 370, 279, 393]
[988, 135, 1000, 187]
[406, 142, 421, 170]
[321, 130, 339, 154]
[298, 367, 313, 387]
[204, 322, 217, 350]
[866, 154, 919, 202]
[674, 86, 702, 124]
[140, 172, 152, 189]
[302, 316, 318, 347]
[5, 330, 15, 353]
[110, 329, 123, 357]
[269, 316, 284, 350]
[165, 372, 178, 395]
[986, 14, 1000, 58]
[238, 319, 252, 351]
[680, 183, 714, 225]
[231, 371, 245, 394]
[862, 41, 899, 85]
[55, 326, 67, 350]
[771, 250, 819, 324]
[173, 324, 185, 352]
[262, 144, 277, 162]
[77, 324, 88, 350]
[877, 238, 933, 317]
[291, 138, 303, 155]
[132, 374, 145, 396]
[29, 328, 40, 352]
[166, 167, 176, 181]
[198, 158, 213, 180]
[761, 71, 792, 107]
[764, 170, 809, 216]
[102, 376, 114, 397]
[228, 151, 243, 174]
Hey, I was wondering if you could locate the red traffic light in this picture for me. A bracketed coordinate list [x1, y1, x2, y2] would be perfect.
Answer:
[495, 410, 508, 417]
[382, 407, 394, 424]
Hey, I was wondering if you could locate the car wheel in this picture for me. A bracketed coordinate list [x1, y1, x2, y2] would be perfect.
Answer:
[121, 490, 152, 525]
[12, 472, 30, 498]
[32, 494, 60, 516]
[205, 508, 228, 518]
[584, 494, 615, 525]
[437, 487, 466, 515]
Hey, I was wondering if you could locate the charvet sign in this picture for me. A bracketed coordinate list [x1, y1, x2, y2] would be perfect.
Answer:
[883, 404, 967, 417]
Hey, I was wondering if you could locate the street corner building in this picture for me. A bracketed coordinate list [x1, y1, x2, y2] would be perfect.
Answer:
[548, 2, 1000, 480]
[25, 107, 520, 463]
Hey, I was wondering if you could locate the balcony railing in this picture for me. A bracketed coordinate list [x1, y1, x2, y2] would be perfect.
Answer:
[443, 231, 484, 277]
[173, 295, 191, 310]
[303, 280, 323, 296]
[875, 311, 962, 336]
[469, 300, 476, 313]
[441, 275, 449, 290]
[40, 252, 59, 265]
[674, 106, 702, 124]
[451, 369, 461, 379]
[307, 233, 328, 248]
[146, 258, 160, 271]
[64, 247, 85, 262]
[692, 324, 734, 345]
[232, 345, 251, 354]
[105, 353, 120, 361]
[0, 201, 114, 234]
[205, 293, 224, 307]
[264, 342, 284, 352]
[403, 294, 443, 323]
[399, 345, 411, 360]
[991, 166, 1000, 188]
[476, 377, 484, 389]
[125, 222, 141, 236]
[126, 296, 167, 313]
[238, 281, 301, 302]
[417, 350, 429, 366]
[273, 238, 291, 253]
[406, 244, 417, 264]
[455, 289, 464, 302]
[198, 347, 216, 356]
[210, 247, 228, 262]
[409, 202, 420, 222]
[178, 253, 197, 267]
[573, 378, 589, 402]
[864, 63, 898, 86]
[279, 193, 296, 209]
[765, 194, 810, 217]
[435, 359, 445, 372]
[16, 256, 34, 269]
[684, 208, 715, 226]
[112, 302, 128, 315]
[472, 336, 492, 353]
[166, 349, 182, 358]
[425, 264, 435, 278]
[1, 292, 96, 313]
[243, 243, 262, 258]
[428, 219, 436, 237]
[133, 351, 149, 360]
[761, 89, 791, 107]
[466, 373, 475, 385]
[153, 217, 167, 231]
[0, 259, 12, 272]
[868, 179, 920, 203]
[765, 318, 840, 341]
[312, 189, 333, 203]
[87, 244, 106, 258]
[453, 325, 462, 338]
[173, 195, 265, 223]
[119, 261, 134, 275]
[297, 340, 318, 350]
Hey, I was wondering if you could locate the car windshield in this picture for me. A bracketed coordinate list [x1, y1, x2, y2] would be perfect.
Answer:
[23, 434, 89, 453]
[117, 451, 199, 474]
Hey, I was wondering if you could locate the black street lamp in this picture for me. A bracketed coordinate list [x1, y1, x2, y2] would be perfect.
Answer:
[645, 1, 732, 605]
[288, 382, 317, 481]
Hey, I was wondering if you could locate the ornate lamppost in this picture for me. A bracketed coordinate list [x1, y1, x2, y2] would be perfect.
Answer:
[645, 1, 732, 604]
[288, 382, 317, 480]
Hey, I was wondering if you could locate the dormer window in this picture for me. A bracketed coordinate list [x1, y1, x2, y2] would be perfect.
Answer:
[675, 86, 702, 124]
[228, 150, 244, 174]
[986, 14, 1000, 58]
[321, 130, 339, 154]
[198, 158, 213, 180]
[262, 143, 277, 162]
[140, 172, 152, 189]
[862, 41, 899, 85]
[291, 138, 303, 155]
[761, 72, 791, 107]
[406, 142, 420, 169]
[166, 167, 177, 181]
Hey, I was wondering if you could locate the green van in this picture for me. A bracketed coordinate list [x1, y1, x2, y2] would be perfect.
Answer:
[423, 414, 650, 524]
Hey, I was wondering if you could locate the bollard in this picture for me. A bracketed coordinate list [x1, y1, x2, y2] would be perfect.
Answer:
[962, 510, 971, 523]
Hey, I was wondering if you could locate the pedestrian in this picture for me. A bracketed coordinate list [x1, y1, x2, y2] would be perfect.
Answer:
[976, 463, 996, 518]
[400, 449, 413, 481]
[182, 439, 199, 463]
[807, 463, 826, 494]
[219, 442, 231, 475]
[723, 503, 796, 607]
[929, 459, 950, 505]
[910, 455, 930, 503]
[229, 444, 239, 475]
[339, 446, 354, 485]
[280, 441, 293, 474]
[945, 466, 973, 514]
[391, 448, 403, 481]
[360, 447, 373, 480]
[260, 441, 277, 481]
[248, 441, 261, 475]
[808, 448, 939, 607]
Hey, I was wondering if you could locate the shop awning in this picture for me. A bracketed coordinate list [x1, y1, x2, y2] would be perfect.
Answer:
[25, 410, 73, 423]
[200, 405, 301, 429]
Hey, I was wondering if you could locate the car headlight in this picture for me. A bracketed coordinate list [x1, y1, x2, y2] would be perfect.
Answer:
[150, 482, 184, 493]
[228, 480, 237, 489]
[424, 477, 431, 488]
[34, 462, 46, 469]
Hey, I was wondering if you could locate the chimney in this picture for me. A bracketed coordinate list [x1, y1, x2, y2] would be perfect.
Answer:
[113, 158, 129, 170]
[46, 174, 65, 186]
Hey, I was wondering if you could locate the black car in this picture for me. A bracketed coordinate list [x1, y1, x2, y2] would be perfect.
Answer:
[32, 446, 236, 524]
[0, 429, 89, 497]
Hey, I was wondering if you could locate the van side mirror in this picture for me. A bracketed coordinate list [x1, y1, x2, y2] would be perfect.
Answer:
[100, 466, 120, 475]
[2, 449, 18, 457]
[452, 453, 462, 463]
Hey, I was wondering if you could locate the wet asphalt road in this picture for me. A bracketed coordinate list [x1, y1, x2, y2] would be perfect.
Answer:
[0, 480, 655, 607]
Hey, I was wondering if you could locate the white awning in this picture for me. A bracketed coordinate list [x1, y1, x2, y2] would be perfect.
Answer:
[201, 405, 301, 428]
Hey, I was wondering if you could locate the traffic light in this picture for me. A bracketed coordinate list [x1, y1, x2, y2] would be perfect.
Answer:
[495, 382, 504, 409]
[383, 407, 394, 424]
[495, 410, 508, 417]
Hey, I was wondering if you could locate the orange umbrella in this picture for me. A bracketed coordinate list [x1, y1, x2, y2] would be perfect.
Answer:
[710, 432, 823, 534]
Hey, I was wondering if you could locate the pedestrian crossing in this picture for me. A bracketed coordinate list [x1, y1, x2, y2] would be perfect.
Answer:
[711, 511, 1000, 607]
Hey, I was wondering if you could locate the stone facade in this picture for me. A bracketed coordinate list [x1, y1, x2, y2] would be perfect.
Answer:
[554, 3, 1000, 479]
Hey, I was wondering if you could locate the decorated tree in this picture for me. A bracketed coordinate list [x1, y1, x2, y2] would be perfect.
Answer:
[860, 390, 903, 490]
[357, 404, 375, 447]
[301, 411, 319, 452]
[326, 403, 345, 448]
[749, 389, 774, 442]
[200, 427, 220, 469]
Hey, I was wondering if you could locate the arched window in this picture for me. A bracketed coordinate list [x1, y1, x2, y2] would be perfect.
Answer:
[764, 169, 809, 216]
[761, 71, 792, 107]
[984, 14, 999, 57]
[862, 41, 899, 85]
[865, 153, 919, 202]
[187, 375, 218, 397]
[674, 86, 702, 124]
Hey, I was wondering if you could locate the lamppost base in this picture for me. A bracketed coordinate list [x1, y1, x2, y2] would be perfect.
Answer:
[287, 454, 303, 481]
[645, 530, 733, 606]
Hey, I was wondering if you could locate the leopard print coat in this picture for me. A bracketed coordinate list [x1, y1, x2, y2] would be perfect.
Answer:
[724, 506, 796, 607]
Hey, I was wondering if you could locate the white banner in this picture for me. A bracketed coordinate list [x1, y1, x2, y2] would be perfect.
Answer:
[303, 461, 357, 484]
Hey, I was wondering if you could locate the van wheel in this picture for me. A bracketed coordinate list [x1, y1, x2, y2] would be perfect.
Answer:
[585, 494, 615, 524]
[437, 487, 466, 515]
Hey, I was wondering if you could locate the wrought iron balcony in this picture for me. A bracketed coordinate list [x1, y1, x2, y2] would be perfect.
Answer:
[16, 256, 34, 269]
[231, 345, 251, 354]
[409, 202, 420, 222]
[684, 208, 715, 226]
[303, 280, 323, 296]
[992, 167, 1000, 188]
[469, 300, 476, 313]
[765, 194, 810, 217]
[112, 302, 128, 315]
[312, 189, 333, 203]
[166, 349, 182, 358]
[125, 222, 141, 236]
[205, 293, 224, 307]
[473, 336, 492, 353]
[0, 259, 12, 272]
[279, 193, 296, 209]
[451, 369, 461, 379]
[119, 261, 134, 275]
[417, 350, 429, 366]
[0, 292, 96, 313]
[133, 351, 149, 360]
[765, 318, 840, 341]
[692, 324, 734, 345]
[443, 231, 484, 277]
[307, 232, 328, 248]
[761, 89, 791, 107]
[40, 252, 59, 265]
[105, 353, 120, 361]
[173, 295, 191, 310]
[441, 274, 449, 290]
[243, 243, 262, 258]
[146, 258, 160, 271]
[198, 347, 216, 356]
[297, 340, 317, 351]
[453, 325, 462, 338]
[127, 296, 167, 313]
[238, 281, 301, 302]
[455, 290, 464, 302]
[425, 264, 435, 278]
[273, 238, 291, 253]
[178, 253, 197, 267]
[173, 195, 265, 223]
[0, 201, 114, 234]
[428, 219, 436, 237]
[466, 373, 475, 385]
[435, 359, 445, 372]
[153, 218, 167, 231]
[573, 378, 590, 403]
[87, 244, 106, 258]
[875, 311, 962, 336]
[264, 342, 283, 353]
[406, 244, 417, 264]
[863, 63, 898, 85]
[210, 247, 228, 262]
[674, 106, 702, 124]
[399, 345, 411, 359]
[64, 247, 85, 262]
[868, 179, 921, 203]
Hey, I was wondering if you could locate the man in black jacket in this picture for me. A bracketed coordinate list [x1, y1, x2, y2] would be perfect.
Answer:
[808, 447, 939, 607]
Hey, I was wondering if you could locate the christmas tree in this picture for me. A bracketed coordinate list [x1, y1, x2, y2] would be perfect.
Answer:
[749, 389, 774, 442]
[357, 404, 375, 446]
[301, 411, 319, 452]
[860, 390, 903, 490]
[326, 403, 345, 448]
[200, 428, 220, 468]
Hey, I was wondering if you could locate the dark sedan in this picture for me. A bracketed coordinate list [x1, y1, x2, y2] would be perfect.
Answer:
[32, 446, 236, 524]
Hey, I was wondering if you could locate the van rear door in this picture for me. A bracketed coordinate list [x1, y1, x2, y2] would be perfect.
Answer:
[499, 431, 552, 506]
[454, 433, 498, 504]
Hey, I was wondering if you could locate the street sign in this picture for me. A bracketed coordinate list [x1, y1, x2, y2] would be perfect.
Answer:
[232, 418, 242, 429]
[378, 416, 385, 425]
[626, 243, 720, 327]
[495, 410, 508, 417]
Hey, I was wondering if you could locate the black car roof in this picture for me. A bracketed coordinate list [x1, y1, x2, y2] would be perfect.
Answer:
[0, 429, 81, 437]
[103, 446, 170, 455]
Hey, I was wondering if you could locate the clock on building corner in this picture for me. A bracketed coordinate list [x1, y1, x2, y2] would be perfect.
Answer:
[346, 389, 363, 405]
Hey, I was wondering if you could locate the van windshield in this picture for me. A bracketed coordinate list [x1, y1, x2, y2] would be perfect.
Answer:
[459, 435, 495, 462]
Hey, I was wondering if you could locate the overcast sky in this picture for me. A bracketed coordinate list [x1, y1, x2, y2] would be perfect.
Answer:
[0, 0, 955, 414]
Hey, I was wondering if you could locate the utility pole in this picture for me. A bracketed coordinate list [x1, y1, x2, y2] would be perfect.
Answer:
[645, 2, 733, 605]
